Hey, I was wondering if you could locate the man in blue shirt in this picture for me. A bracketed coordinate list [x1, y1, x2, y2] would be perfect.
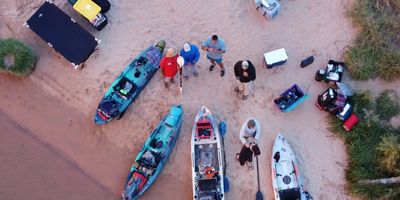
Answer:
[201, 35, 227, 77]
[180, 42, 200, 79]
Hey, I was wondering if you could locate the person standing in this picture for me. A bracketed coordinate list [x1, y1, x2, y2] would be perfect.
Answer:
[160, 48, 179, 88]
[179, 42, 200, 79]
[234, 60, 256, 100]
[201, 35, 227, 77]
[239, 118, 261, 146]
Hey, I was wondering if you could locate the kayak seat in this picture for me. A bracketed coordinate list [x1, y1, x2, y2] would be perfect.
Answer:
[114, 77, 137, 98]
[197, 120, 212, 139]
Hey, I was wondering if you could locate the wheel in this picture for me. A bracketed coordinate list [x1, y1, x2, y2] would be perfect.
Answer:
[116, 110, 126, 120]
[93, 0, 111, 13]
[94, 16, 108, 31]
[68, 0, 77, 5]
[315, 70, 324, 82]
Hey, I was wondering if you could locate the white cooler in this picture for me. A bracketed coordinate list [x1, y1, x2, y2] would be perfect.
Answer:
[263, 48, 288, 69]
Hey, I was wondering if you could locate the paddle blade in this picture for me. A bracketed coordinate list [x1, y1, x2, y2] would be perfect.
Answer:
[218, 121, 227, 138]
[305, 191, 314, 200]
[223, 176, 230, 192]
[177, 56, 184, 66]
[256, 191, 264, 200]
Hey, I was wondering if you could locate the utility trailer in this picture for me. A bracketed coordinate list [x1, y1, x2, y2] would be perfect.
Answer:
[25, 1, 100, 69]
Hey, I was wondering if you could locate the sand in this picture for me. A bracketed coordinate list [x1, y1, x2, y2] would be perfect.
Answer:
[0, 109, 116, 200]
[0, 0, 370, 199]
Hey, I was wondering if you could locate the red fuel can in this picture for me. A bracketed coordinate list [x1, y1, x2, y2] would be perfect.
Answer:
[343, 114, 359, 131]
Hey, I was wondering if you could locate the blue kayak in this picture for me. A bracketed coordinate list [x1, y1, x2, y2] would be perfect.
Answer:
[121, 105, 183, 200]
[94, 40, 166, 124]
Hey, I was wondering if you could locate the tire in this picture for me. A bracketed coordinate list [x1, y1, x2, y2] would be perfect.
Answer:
[116, 110, 126, 120]
[95, 16, 108, 31]
[314, 70, 323, 82]
[93, 0, 111, 13]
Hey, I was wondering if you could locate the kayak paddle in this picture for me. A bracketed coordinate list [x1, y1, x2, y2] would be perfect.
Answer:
[218, 121, 230, 192]
[218, 121, 227, 138]
[256, 156, 263, 200]
[177, 56, 184, 94]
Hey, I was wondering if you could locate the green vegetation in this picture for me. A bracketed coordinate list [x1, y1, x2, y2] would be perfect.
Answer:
[344, 0, 400, 80]
[0, 39, 37, 76]
[376, 90, 400, 120]
[377, 135, 400, 174]
[329, 91, 400, 199]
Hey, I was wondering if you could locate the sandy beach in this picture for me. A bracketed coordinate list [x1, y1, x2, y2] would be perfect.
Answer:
[0, 0, 369, 199]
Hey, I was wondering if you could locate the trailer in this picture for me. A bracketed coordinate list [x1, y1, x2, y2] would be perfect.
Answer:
[25, 1, 100, 69]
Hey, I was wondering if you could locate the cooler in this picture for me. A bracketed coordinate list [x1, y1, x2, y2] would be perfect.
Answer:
[264, 48, 288, 69]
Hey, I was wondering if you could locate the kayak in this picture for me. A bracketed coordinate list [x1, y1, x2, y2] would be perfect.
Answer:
[191, 106, 226, 200]
[121, 105, 183, 200]
[94, 40, 165, 124]
[271, 134, 308, 200]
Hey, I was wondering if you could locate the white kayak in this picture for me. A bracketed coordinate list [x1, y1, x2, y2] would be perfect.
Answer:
[191, 106, 225, 200]
[271, 134, 309, 200]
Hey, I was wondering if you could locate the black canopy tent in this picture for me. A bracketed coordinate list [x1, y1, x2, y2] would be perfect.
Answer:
[25, 1, 100, 69]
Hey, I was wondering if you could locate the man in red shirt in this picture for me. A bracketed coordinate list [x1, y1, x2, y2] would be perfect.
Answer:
[160, 48, 179, 88]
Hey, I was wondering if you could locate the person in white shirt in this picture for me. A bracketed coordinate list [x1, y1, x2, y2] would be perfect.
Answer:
[239, 118, 261, 146]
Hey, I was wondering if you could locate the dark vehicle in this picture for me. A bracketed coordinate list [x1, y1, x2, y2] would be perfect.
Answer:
[315, 60, 345, 83]
[315, 87, 353, 121]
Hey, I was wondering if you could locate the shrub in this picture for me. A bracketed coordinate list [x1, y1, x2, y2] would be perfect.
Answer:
[0, 39, 37, 76]
[375, 90, 400, 121]
[345, 0, 400, 80]
[376, 135, 400, 174]
[329, 91, 400, 199]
